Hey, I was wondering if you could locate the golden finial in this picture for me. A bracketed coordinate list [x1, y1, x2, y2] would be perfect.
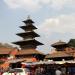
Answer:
[27, 15, 30, 19]
[59, 40, 62, 42]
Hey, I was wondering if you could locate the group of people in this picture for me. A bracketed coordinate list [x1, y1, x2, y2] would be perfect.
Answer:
[34, 65, 73, 75]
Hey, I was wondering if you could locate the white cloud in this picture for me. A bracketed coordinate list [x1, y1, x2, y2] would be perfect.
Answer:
[4, 0, 41, 11]
[36, 14, 75, 53]
[50, 0, 75, 10]
[50, 0, 65, 10]
[38, 0, 50, 5]
[38, 14, 75, 34]
[3, 0, 75, 11]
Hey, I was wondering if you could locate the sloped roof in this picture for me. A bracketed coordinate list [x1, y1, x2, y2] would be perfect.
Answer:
[51, 40, 67, 47]
[0, 47, 17, 55]
[23, 19, 34, 23]
[20, 25, 37, 30]
[16, 49, 44, 55]
[0, 47, 44, 55]
[13, 39, 44, 45]
[7, 58, 26, 63]
[0, 47, 12, 54]
[16, 31, 40, 37]
[45, 51, 72, 59]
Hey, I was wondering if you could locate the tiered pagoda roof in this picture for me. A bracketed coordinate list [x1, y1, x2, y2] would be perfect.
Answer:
[20, 25, 37, 30]
[45, 51, 73, 61]
[46, 40, 72, 61]
[16, 49, 44, 55]
[51, 40, 68, 51]
[13, 17, 43, 49]
[16, 31, 40, 38]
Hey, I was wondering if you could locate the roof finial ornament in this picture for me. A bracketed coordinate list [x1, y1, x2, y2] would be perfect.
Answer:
[59, 40, 62, 42]
[27, 15, 30, 19]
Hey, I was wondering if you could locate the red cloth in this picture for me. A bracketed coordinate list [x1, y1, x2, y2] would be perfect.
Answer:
[32, 57, 37, 62]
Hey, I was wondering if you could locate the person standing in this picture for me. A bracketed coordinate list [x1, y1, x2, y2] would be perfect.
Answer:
[61, 67, 66, 75]
[55, 68, 62, 75]
[35, 67, 41, 75]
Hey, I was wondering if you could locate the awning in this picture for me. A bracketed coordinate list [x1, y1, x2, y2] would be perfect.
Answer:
[7, 59, 25, 63]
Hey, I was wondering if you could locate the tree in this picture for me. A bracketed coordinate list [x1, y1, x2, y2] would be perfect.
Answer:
[68, 39, 75, 47]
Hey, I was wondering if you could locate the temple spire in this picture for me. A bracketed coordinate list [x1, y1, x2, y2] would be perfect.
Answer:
[13, 17, 43, 50]
[27, 15, 30, 19]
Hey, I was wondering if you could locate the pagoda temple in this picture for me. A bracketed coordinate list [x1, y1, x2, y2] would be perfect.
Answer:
[13, 16, 43, 49]
[51, 40, 68, 51]
[45, 40, 74, 61]
[13, 16, 44, 62]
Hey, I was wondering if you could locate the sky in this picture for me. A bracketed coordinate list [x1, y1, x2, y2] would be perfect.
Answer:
[0, 0, 75, 54]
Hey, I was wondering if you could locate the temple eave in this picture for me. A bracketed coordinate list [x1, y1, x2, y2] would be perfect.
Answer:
[13, 40, 43, 46]
[23, 19, 34, 23]
[16, 32, 40, 37]
[20, 25, 37, 30]
[52, 44, 68, 48]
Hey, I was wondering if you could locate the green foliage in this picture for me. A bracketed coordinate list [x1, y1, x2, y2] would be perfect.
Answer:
[68, 39, 75, 47]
